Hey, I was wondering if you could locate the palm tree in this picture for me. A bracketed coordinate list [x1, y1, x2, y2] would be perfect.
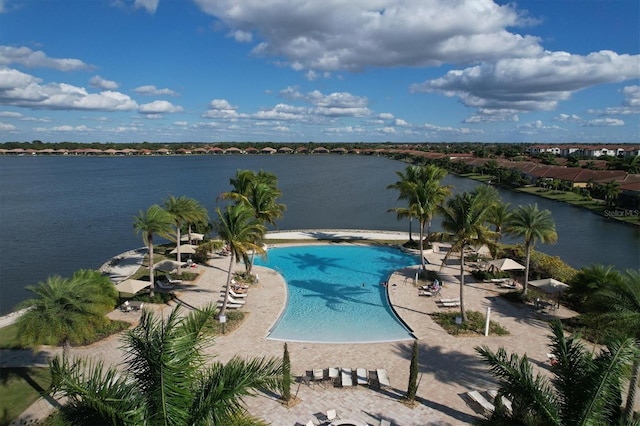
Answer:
[486, 201, 512, 247]
[164, 195, 209, 271]
[17, 270, 118, 358]
[221, 170, 285, 274]
[600, 180, 621, 207]
[433, 191, 496, 322]
[506, 204, 558, 296]
[588, 270, 640, 420]
[388, 165, 423, 241]
[475, 321, 637, 425]
[214, 204, 266, 318]
[388, 165, 451, 270]
[48, 304, 283, 425]
[133, 205, 173, 297]
[566, 264, 622, 307]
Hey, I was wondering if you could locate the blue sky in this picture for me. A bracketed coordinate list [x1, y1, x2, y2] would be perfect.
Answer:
[0, 0, 638, 144]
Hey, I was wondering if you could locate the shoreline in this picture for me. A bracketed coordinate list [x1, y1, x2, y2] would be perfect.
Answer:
[456, 172, 640, 228]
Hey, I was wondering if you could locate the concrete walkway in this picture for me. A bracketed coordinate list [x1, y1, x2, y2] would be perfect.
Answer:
[4, 230, 609, 426]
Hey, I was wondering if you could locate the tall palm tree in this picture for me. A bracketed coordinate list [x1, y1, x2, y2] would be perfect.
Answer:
[221, 170, 285, 274]
[214, 204, 266, 318]
[588, 270, 640, 420]
[486, 201, 512, 246]
[133, 205, 173, 297]
[475, 321, 637, 426]
[506, 204, 558, 296]
[48, 304, 283, 425]
[388, 165, 423, 241]
[433, 191, 496, 322]
[164, 195, 209, 270]
[388, 165, 451, 270]
[17, 270, 118, 358]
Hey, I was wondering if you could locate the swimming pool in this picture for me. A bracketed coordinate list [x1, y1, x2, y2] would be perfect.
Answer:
[254, 245, 418, 343]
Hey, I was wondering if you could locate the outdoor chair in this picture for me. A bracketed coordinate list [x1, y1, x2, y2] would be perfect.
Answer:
[326, 409, 340, 422]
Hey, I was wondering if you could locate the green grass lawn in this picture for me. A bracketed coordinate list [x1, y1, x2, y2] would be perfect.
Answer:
[0, 324, 22, 349]
[430, 310, 509, 336]
[0, 367, 51, 426]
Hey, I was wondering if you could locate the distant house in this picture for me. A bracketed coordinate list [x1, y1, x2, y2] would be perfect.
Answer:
[207, 147, 224, 155]
[261, 147, 277, 155]
[295, 146, 308, 154]
[278, 146, 294, 154]
[311, 147, 329, 154]
[244, 147, 259, 154]
[330, 147, 348, 155]
[156, 148, 171, 155]
[192, 148, 208, 155]
[224, 147, 243, 154]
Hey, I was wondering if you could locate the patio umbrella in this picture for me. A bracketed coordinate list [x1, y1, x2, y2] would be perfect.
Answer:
[180, 232, 204, 243]
[486, 258, 526, 272]
[154, 259, 182, 273]
[528, 278, 569, 294]
[115, 279, 151, 297]
[170, 244, 197, 255]
[469, 244, 491, 258]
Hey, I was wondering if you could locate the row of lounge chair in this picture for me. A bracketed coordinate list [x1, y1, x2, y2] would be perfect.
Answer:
[308, 367, 390, 389]
[217, 280, 250, 309]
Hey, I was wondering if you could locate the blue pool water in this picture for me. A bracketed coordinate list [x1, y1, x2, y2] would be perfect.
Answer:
[254, 245, 418, 343]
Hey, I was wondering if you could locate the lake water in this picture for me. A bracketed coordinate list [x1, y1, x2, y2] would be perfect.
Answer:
[0, 155, 638, 315]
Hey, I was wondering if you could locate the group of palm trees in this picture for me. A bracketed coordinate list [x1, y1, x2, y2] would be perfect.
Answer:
[132, 170, 285, 308]
[44, 170, 286, 425]
[389, 164, 639, 422]
[388, 164, 558, 322]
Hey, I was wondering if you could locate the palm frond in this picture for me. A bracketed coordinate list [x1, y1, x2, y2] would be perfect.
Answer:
[193, 356, 283, 425]
[49, 355, 143, 425]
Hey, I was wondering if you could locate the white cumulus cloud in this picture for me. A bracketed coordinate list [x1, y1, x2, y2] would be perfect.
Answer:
[0, 67, 138, 111]
[193, 0, 542, 72]
[138, 100, 183, 114]
[133, 85, 178, 96]
[581, 118, 625, 127]
[0, 46, 91, 71]
[90, 75, 119, 90]
[412, 50, 640, 112]
[134, 0, 159, 13]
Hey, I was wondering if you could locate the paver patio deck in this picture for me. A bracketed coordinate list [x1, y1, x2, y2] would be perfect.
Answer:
[5, 231, 606, 426]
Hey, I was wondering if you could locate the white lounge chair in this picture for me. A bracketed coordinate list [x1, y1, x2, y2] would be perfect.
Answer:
[341, 368, 353, 387]
[164, 274, 183, 284]
[328, 367, 339, 385]
[313, 368, 324, 382]
[437, 297, 460, 304]
[326, 409, 340, 421]
[228, 288, 247, 298]
[466, 390, 495, 415]
[441, 301, 461, 307]
[217, 301, 243, 309]
[226, 295, 246, 305]
[356, 368, 368, 385]
[486, 389, 513, 413]
[379, 420, 391, 426]
[376, 368, 390, 388]
[418, 288, 441, 297]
